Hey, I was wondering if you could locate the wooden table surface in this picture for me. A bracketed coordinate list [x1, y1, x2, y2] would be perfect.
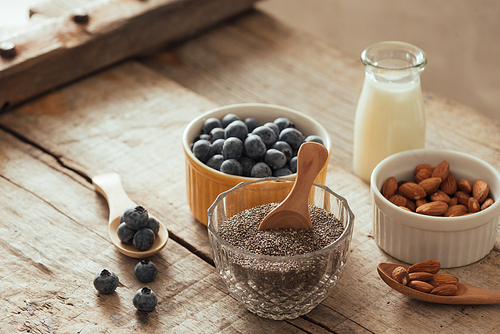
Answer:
[1, 8, 500, 334]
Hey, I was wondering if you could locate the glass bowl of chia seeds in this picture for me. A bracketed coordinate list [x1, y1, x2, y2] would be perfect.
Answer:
[207, 177, 355, 320]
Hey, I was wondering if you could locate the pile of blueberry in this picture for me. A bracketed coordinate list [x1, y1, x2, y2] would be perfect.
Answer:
[93, 259, 159, 312]
[192, 114, 324, 177]
[117, 205, 159, 251]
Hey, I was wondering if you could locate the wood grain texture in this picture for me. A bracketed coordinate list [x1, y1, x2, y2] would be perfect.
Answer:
[0, 0, 258, 110]
[1, 8, 500, 333]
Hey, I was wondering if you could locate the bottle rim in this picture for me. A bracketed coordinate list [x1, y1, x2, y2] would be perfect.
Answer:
[361, 41, 427, 71]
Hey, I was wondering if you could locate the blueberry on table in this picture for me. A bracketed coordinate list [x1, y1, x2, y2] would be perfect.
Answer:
[206, 154, 224, 171]
[252, 126, 277, 148]
[264, 122, 280, 136]
[123, 206, 149, 230]
[272, 141, 293, 162]
[264, 149, 287, 170]
[244, 117, 260, 132]
[304, 135, 324, 145]
[117, 222, 136, 244]
[244, 135, 267, 160]
[221, 113, 240, 128]
[134, 259, 158, 283]
[202, 117, 222, 134]
[220, 159, 243, 176]
[239, 156, 256, 177]
[279, 127, 304, 150]
[93, 269, 119, 294]
[146, 217, 160, 236]
[192, 139, 211, 163]
[289, 156, 298, 173]
[133, 287, 157, 312]
[222, 137, 243, 160]
[209, 138, 225, 157]
[210, 127, 225, 142]
[224, 120, 248, 142]
[251, 162, 272, 178]
[133, 228, 156, 251]
[273, 117, 294, 132]
[273, 166, 293, 177]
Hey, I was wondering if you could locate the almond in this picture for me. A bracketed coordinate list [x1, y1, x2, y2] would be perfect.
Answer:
[415, 168, 433, 184]
[418, 177, 442, 196]
[428, 273, 459, 287]
[407, 280, 435, 293]
[405, 199, 416, 212]
[399, 206, 412, 212]
[409, 272, 434, 282]
[432, 161, 450, 181]
[468, 197, 480, 213]
[382, 177, 398, 199]
[472, 179, 489, 204]
[399, 182, 427, 200]
[429, 190, 450, 204]
[414, 164, 435, 175]
[449, 197, 458, 207]
[444, 204, 468, 217]
[430, 284, 458, 296]
[408, 260, 441, 274]
[457, 179, 472, 194]
[440, 172, 457, 195]
[416, 201, 448, 216]
[391, 266, 410, 285]
[389, 194, 407, 207]
[415, 198, 428, 207]
[455, 191, 471, 206]
[481, 198, 494, 211]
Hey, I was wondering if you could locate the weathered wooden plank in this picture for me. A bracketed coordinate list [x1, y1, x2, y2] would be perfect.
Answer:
[0, 0, 258, 110]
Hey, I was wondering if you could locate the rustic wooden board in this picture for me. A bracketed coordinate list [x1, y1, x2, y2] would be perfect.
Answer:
[0, 0, 258, 110]
[1, 8, 500, 333]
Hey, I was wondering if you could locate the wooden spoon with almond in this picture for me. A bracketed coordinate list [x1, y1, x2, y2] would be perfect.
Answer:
[378, 262, 500, 305]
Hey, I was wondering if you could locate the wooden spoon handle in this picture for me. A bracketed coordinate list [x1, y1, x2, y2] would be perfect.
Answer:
[92, 173, 136, 224]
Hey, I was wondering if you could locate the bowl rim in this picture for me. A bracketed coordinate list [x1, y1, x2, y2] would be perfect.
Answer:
[207, 177, 355, 260]
[182, 103, 332, 181]
[370, 148, 500, 231]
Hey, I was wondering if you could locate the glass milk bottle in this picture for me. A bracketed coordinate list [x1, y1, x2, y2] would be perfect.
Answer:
[353, 41, 427, 183]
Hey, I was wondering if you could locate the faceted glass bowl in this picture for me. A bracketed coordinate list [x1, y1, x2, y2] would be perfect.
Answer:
[207, 177, 355, 320]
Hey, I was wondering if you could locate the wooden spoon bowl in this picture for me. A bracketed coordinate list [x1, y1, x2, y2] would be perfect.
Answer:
[92, 173, 169, 258]
[378, 262, 500, 305]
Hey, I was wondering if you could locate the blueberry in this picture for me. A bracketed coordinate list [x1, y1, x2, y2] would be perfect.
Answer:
[252, 126, 277, 148]
[271, 141, 293, 162]
[133, 287, 157, 312]
[273, 167, 293, 177]
[289, 156, 298, 173]
[134, 259, 158, 283]
[274, 117, 294, 132]
[251, 162, 272, 178]
[192, 139, 211, 163]
[264, 122, 280, 136]
[202, 117, 222, 134]
[133, 228, 155, 251]
[304, 135, 324, 145]
[93, 269, 119, 294]
[239, 156, 256, 177]
[222, 137, 243, 160]
[279, 128, 304, 151]
[209, 138, 225, 156]
[206, 154, 224, 171]
[221, 113, 240, 128]
[264, 149, 287, 170]
[244, 135, 267, 160]
[210, 127, 225, 142]
[117, 222, 136, 244]
[220, 159, 242, 176]
[199, 134, 211, 141]
[225, 120, 248, 142]
[123, 206, 149, 230]
[244, 117, 260, 132]
[146, 217, 160, 236]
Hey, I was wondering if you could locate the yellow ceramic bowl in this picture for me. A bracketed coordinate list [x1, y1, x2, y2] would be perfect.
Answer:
[182, 103, 332, 225]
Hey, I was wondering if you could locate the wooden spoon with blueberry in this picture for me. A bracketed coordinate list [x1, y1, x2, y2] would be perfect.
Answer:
[92, 173, 169, 258]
